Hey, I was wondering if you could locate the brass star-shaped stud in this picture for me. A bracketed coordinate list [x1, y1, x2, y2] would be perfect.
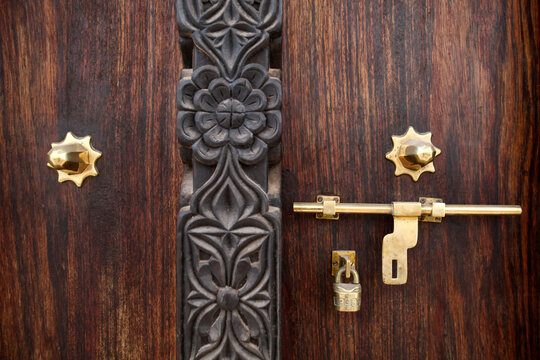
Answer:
[47, 132, 102, 187]
[385, 126, 441, 182]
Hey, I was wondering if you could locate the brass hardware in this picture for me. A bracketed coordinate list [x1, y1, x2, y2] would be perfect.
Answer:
[294, 196, 522, 218]
[419, 197, 444, 222]
[382, 202, 421, 284]
[316, 195, 340, 220]
[294, 196, 521, 285]
[331, 250, 356, 277]
[385, 126, 441, 181]
[333, 265, 361, 312]
[47, 132, 102, 187]
[332, 251, 361, 312]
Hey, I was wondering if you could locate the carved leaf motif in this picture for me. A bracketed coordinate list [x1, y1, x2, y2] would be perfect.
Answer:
[177, 0, 282, 33]
[195, 149, 262, 221]
[189, 232, 226, 291]
[194, 23, 268, 80]
[183, 148, 276, 359]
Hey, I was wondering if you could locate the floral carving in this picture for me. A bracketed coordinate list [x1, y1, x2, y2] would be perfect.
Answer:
[177, 0, 281, 31]
[177, 64, 281, 165]
[194, 22, 267, 81]
[177, 0, 281, 358]
[182, 148, 278, 359]
[177, 0, 282, 79]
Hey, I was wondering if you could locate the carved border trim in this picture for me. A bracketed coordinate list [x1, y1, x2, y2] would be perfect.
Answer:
[176, 1, 282, 358]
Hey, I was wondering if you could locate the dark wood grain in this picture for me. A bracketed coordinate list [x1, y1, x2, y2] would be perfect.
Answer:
[1, 0, 539, 359]
[281, 0, 539, 359]
[0, 1, 180, 358]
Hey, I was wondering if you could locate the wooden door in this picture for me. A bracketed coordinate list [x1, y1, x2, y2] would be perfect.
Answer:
[0, 1, 179, 358]
[1, 0, 538, 359]
[282, 0, 538, 359]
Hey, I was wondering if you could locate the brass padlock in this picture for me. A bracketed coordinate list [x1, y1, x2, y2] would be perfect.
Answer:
[333, 266, 361, 312]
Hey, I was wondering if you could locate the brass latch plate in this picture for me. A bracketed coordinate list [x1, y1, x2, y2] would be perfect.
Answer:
[331, 250, 356, 276]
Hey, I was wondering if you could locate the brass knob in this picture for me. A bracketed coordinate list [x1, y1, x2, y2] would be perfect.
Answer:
[47, 132, 102, 187]
[385, 126, 441, 181]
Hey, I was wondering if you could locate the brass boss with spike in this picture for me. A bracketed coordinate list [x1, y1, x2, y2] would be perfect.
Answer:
[386, 126, 441, 181]
[47, 132, 102, 187]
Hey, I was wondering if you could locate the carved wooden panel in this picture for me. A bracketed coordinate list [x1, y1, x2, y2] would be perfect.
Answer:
[176, 1, 282, 358]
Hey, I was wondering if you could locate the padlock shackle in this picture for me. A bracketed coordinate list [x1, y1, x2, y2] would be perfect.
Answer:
[335, 265, 360, 284]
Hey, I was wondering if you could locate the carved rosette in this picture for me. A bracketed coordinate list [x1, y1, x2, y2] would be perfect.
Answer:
[177, 64, 281, 165]
[176, 0, 282, 359]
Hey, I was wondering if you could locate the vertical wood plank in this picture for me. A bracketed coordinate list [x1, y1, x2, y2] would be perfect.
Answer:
[281, 0, 538, 358]
[0, 1, 181, 358]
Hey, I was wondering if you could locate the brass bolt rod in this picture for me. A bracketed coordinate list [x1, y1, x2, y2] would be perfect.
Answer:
[293, 202, 522, 216]
[444, 205, 522, 215]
